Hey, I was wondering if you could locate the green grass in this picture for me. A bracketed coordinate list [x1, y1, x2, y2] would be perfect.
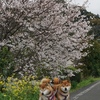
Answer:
[0, 92, 39, 100]
[71, 77, 100, 92]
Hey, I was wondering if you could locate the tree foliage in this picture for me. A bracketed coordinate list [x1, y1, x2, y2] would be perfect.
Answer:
[80, 9, 100, 40]
[0, 0, 92, 77]
[80, 41, 100, 77]
[79, 10, 100, 78]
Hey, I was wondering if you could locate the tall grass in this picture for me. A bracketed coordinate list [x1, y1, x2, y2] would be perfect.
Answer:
[71, 77, 100, 92]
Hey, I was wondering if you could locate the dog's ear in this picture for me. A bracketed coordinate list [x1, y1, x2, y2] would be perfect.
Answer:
[66, 80, 71, 83]
[53, 77, 60, 84]
[46, 78, 50, 83]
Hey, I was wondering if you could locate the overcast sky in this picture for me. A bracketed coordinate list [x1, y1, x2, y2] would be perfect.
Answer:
[72, 0, 100, 15]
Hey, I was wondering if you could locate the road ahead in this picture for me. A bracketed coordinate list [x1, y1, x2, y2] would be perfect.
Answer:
[71, 81, 100, 100]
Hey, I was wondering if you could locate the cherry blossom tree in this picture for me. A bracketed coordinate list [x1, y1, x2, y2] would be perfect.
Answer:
[0, 0, 92, 77]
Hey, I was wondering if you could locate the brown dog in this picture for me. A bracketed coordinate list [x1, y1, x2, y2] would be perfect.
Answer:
[39, 78, 57, 100]
[51, 78, 71, 100]
[56, 80, 71, 100]
[39, 78, 71, 100]
[39, 83, 57, 100]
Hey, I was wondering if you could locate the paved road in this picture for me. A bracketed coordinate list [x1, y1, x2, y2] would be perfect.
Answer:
[70, 81, 100, 100]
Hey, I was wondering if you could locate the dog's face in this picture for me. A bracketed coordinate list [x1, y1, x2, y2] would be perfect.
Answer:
[39, 83, 54, 96]
[60, 80, 71, 93]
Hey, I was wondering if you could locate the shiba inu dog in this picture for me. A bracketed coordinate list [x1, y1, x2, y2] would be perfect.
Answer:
[39, 78, 57, 100]
[39, 78, 71, 100]
[56, 80, 71, 100]
[39, 83, 57, 100]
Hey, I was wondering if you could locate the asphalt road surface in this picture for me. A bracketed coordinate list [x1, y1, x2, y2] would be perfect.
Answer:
[70, 81, 100, 100]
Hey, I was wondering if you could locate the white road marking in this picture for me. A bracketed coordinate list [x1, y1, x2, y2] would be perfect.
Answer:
[72, 81, 100, 100]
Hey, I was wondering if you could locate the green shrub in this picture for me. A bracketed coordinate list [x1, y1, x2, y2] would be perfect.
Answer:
[80, 41, 100, 77]
[0, 46, 15, 78]
[71, 81, 78, 89]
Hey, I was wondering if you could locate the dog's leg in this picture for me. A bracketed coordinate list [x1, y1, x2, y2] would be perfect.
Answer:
[39, 97, 41, 100]
[39, 96, 43, 100]
[67, 94, 70, 100]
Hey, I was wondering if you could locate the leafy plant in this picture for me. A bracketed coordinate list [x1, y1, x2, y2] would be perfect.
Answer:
[81, 41, 100, 77]
[0, 46, 15, 78]
[0, 75, 39, 100]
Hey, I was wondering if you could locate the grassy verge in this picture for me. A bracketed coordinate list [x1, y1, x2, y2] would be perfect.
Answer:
[71, 77, 100, 93]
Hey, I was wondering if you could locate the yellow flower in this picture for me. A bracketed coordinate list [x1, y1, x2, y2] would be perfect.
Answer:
[3, 94, 7, 97]
[0, 81, 3, 85]
[0, 75, 39, 99]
